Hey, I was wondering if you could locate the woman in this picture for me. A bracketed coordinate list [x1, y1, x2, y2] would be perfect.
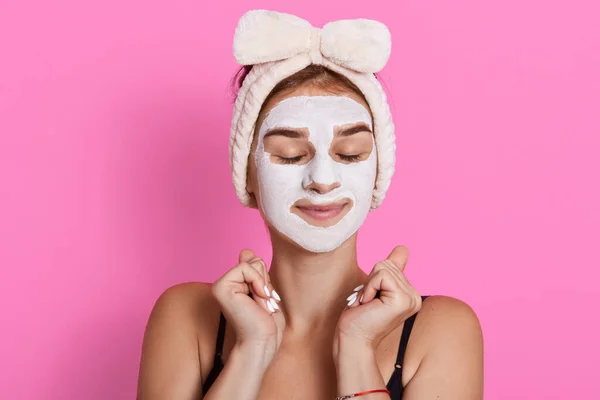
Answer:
[137, 10, 484, 400]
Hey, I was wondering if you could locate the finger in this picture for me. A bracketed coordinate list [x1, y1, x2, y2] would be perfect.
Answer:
[248, 257, 269, 282]
[367, 267, 421, 313]
[238, 263, 276, 314]
[271, 301, 286, 342]
[377, 259, 406, 289]
[247, 257, 277, 308]
[346, 290, 360, 308]
[248, 256, 282, 304]
[239, 248, 256, 264]
[342, 283, 363, 308]
[359, 259, 401, 304]
[245, 256, 277, 309]
[361, 269, 401, 304]
[386, 245, 409, 272]
[213, 262, 270, 310]
[247, 280, 277, 314]
[234, 262, 270, 299]
[393, 272, 422, 312]
[394, 268, 414, 292]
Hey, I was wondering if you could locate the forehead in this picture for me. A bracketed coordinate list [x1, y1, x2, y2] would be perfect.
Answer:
[255, 86, 372, 133]
[261, 96, 372, 130]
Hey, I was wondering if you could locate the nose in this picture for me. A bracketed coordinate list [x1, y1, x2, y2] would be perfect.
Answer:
[302, 154, 341, 194]
[305, 180, 341, 194]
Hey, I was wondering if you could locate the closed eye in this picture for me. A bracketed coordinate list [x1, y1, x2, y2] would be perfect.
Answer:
[277, 155, 304, 164]
[338, 154, 362, 162]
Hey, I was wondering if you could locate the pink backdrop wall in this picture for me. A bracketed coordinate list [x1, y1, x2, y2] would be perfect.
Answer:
[1, 1, 598, 399]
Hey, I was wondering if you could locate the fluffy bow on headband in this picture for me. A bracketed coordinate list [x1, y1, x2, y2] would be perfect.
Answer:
[229, 10, 395, 209]
[233, 11, 391, 72]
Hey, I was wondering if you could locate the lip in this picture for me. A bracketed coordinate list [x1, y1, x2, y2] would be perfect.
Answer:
[292, 198, 352, 226]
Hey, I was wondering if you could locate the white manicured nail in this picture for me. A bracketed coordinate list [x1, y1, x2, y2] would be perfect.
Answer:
[353, 284, 364, 292]
[267, 299, 275, 313]
[348, 295, 358, 306]
[346, 292, 358, 302]
[360, 294, 364, 303]
[272, 290, 281, 301]
[269, 298, 279, 310]
[264, 285, 270, 297]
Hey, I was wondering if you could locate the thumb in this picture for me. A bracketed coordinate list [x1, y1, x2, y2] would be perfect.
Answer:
[386, 245, 409, 272]
[239, 248, 256, 263]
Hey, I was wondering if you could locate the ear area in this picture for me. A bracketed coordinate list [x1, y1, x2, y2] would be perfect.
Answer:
[245, 151, 259, 209]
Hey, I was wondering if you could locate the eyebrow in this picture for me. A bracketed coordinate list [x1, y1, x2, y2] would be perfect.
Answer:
[338, 123, 373, 137]
[263, 128, 307, 139]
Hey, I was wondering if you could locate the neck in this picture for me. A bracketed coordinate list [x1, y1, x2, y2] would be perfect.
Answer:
[268, 231, 367, 335]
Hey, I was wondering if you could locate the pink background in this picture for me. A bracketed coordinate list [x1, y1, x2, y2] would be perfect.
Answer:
[1, 1, 598, 399]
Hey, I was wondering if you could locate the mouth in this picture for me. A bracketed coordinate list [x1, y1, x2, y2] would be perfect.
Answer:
[292, 198, 353, 227]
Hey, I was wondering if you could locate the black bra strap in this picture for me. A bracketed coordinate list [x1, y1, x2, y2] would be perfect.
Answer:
[396, 295, 429, 367]
[213, 293, 252, 359]
[214, 312, 227, 358]
[202, 312, 227, 395]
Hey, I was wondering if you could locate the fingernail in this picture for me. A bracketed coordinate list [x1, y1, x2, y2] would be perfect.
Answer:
[346, 292, 358, 302]
[264, 285, 270, 297]
[353, 284, 364, 292]
[267, 299, 275, 313]
[272, 290, 281, 301]
[348, 295, 358, 306]
[269, 298, 279, 310]
[360, 294, 364, 303]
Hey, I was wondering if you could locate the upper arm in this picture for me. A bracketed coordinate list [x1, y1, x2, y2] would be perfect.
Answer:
[137, 283, 212, 400]
[403, 296, 484, 400]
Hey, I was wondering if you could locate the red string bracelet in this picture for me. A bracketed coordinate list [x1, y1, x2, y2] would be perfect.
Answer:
[335, 388, 391, 399]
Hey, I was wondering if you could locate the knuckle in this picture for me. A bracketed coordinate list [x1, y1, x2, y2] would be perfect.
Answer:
[379, 269, 394, 281]
[372, 262, 386, 273]
[237, 261, 250, 270]
[396, 291, 413, 308]
[415, 295, 423, 311]
[211, 281, 225, 298]
[210, 282, 219, 296]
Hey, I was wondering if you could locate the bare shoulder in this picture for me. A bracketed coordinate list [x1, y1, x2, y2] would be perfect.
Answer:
[148, 281, 224, 360]
[403, 295, 484, 399]
[413, 295, 483, 356]
[418, 295, 482, 335]
[150, 281, 220, 326]
[138, 282, 223, 399]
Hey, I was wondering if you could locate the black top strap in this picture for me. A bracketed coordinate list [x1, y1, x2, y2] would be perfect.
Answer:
[201, 313, 227, 394]
[395, 295, 429, 367]
[214, 312, 227, 358]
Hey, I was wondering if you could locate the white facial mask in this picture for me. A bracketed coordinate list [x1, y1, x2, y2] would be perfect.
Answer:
[254, 96, 377, 253]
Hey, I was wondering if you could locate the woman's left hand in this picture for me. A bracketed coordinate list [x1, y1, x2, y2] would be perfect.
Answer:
[334, 245, 422, 354]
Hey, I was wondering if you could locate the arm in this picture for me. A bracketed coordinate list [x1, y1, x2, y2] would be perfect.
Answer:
[137, 282, 277, 400]
[402, 296, 484, 400]
[203, 341, 272, 400]
[138, 250, 282, 400]
[137, 284, 205, 400]
[335, 335, 391, 400]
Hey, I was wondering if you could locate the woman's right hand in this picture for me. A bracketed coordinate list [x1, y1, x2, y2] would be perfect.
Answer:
[211, 249, 285, 359]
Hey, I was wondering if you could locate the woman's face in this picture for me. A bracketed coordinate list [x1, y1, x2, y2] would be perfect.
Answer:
[247, 85, 377, 253]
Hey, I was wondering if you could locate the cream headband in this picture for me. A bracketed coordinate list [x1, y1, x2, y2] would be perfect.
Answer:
[229, 9, 395, 209]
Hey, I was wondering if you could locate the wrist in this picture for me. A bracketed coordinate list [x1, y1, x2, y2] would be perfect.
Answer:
[232, 340, 276, 372]
[334, 335, 375, 366]
[335, 336, 386, 397]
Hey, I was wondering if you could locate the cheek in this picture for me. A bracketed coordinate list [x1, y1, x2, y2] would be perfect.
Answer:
[255, 154, 306, 202]
[339, 152, 378, 193]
